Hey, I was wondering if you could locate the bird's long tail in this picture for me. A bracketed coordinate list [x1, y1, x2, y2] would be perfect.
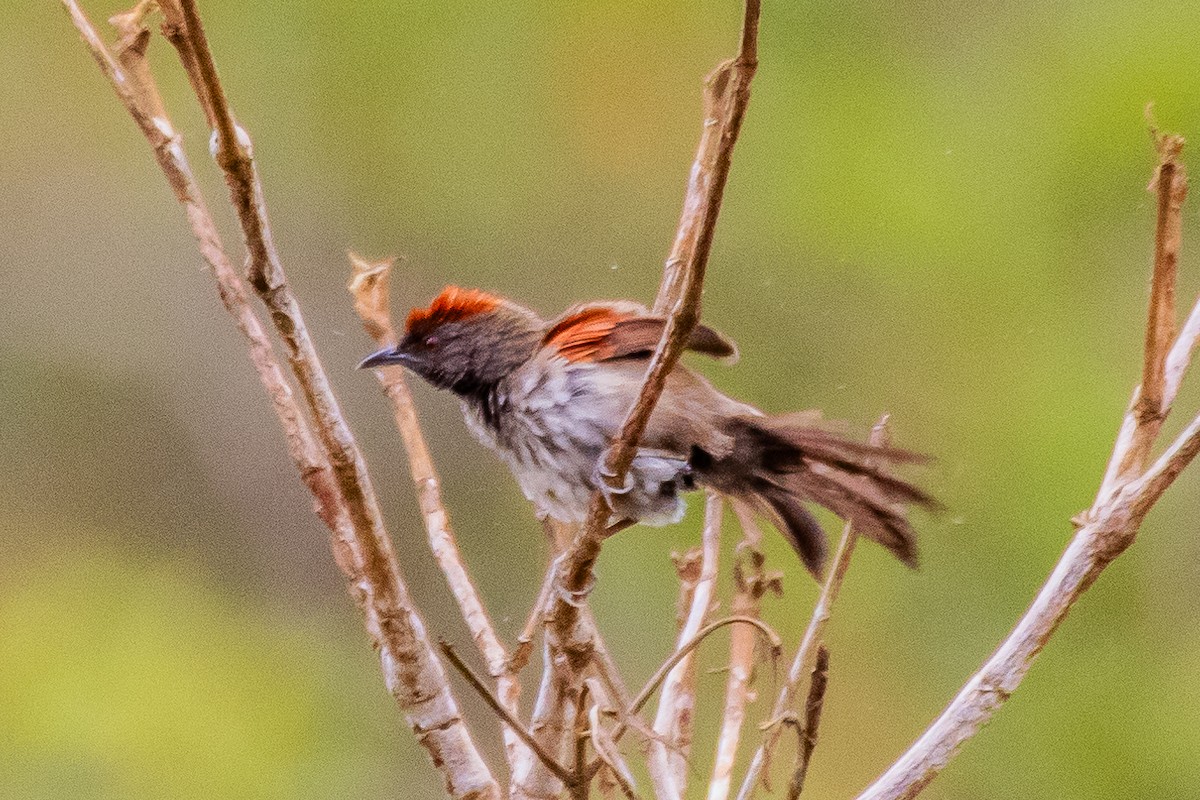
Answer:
[694, 414, 936, 578]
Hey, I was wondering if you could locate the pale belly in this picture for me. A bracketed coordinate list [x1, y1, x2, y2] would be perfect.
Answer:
[460, 395, 694, 526]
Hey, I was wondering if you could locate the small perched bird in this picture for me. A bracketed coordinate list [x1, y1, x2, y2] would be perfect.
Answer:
[359, 287, 933, 577]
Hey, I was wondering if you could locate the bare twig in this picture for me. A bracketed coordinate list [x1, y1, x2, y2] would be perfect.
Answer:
[527, 4, 761, 792]
[586, 688, 643, 800]
[708, 507, 776, 800]
[584, 605, 636, 712]
[441, 641, 573, 786]
[349, 254, 525, 768]
[654, 0, 761, 313]
[605, 615, 782, 755]
[62, 0, 357, 582]
[570, 683, 595, 800]
[1103, 131, 1188, 488]
[1139, 134, 1185, 414]
[737, 416, 891, 799]
[62, 5, 500, 797]
[1162, 285, 1200, 405]
[553, 0, 761, 589]
[512, 523, 634, 800]
[514, 639, 578, 799]
[788, 646, 830, 799]
[594, 0, 761, 499]
[856, 139, 1199, 800]
[650, 492, 724, 799]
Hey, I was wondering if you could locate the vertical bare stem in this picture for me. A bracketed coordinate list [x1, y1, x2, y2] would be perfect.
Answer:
[348, 254, 526, 768]
[1101, 133, 1187, 491]
[515, 638, 579, 799]
[528, 6, 762, 791]
[649, 492, 724, 799]
[788, 646, 830, 798]
[708, 506, 774, 800]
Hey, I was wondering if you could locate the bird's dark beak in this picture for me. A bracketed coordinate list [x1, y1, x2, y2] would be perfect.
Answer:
[357, 345, 412, 370]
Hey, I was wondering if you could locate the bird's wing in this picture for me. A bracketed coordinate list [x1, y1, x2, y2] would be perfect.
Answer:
[533, 355, 748, 461]
[543, 304, 738, 364]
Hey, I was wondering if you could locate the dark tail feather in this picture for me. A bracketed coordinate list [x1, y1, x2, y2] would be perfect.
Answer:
[699, 415, 935, 577]
[753, 481, 828, 578]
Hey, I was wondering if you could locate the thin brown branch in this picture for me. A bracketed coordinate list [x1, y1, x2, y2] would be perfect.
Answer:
[654, 0, 761, 314]
[555, 0, 762, 587]
[529, 4, 762, 790]
[1129, 408, 1200, 516]
[512, 558, 558, 676]
[855, 138, 1198, 800]
[349, 254, 526, 768]
[708, 508, 777, 800]
[584, 605, 636, 712]
[586, 692, 643, 800]
[63, 5, 501, 797]
[441, 641, 573, 787]
[61, 0, 355, 577]
[787, 645, 829, 799]
[608, 615, 782, 753]
[650, 492, 724, 799]
[595, 0, 761, 499]
[513, 639, 578, 799]
[737, 416, 891, 799]
[511, 522, 635, 800]
[571, 683, 594, 800]
[173, 0, 237, 165]
[1140, 134, 1186, 412]
[1107, 132, 1188, 485]
[512, 518, 578, 677]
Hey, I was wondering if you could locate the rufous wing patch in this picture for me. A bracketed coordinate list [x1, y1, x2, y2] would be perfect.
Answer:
[405, 286, 502, 333]
[544, 305, 739, 363]
[543, 306, 627, 362]
[608, 318, 739, 362]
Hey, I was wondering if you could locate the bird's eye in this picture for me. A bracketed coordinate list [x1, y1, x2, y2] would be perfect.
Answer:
[423, 334, 440, 348]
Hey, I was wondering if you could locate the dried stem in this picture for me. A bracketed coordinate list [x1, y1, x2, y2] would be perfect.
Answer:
[602, 615, 782, 758]
[512, 524, 635, 799]
[62, 5, 500, 797]
[349, 254, 525, 768]
[595, 0, 761, 499]
[708, 508, 775, 800]
[571, 684, 595, 800]
[788, 645, 830, 799]
[1104, 131, 1188, 488]
[441, 641, 572, 786]
[61, 0, 354, 579]
[515, 639, 578, 799]
[586, 689, 643, 800]
[554, 0, 761, 588]
[654, 0, 759, 314]
[737, 416, 891, 799]
[649, 492, 724, 799]
[856, 138, 1199, 800]
[526, 4, 761, 792]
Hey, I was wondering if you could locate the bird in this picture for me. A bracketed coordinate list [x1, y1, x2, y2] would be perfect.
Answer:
[359, 286, 934, 578]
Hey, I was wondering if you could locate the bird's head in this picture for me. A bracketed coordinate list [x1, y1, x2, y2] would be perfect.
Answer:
[358, 286, 544, 394]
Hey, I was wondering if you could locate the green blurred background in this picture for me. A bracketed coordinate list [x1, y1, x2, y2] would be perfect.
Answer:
[4, 0, 1200, 797]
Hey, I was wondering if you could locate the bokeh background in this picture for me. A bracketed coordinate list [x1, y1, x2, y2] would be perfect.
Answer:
[5, 0, 1200, 797]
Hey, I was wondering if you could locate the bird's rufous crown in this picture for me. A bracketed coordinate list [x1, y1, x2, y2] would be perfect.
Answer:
[405, 286, 502, 333]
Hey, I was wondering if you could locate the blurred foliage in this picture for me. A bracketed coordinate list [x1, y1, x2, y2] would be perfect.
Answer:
[4, 0, 1200, 796]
